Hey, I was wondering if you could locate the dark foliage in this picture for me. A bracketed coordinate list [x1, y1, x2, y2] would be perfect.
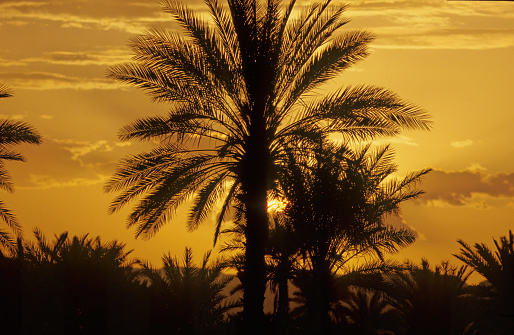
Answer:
[0, 84, 42, 252]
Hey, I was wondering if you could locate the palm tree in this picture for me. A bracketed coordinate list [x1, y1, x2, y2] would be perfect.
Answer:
[455, 231, 514, 334]
[138, 247, 238, 334]
[0, 84, 42, 253]
[384, 259, 472, 335]
[105, 0, 431, 331]
[334, 288, 402, 335]
[280, 141, 427, 334]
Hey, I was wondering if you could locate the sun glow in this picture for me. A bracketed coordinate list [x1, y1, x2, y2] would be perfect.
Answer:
[267, 197, 288, 212]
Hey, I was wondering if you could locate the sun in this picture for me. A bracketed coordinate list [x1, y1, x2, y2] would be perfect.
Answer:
[267, 197, 288, 212]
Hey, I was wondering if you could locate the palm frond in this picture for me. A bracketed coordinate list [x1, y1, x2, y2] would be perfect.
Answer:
[0, 85, 13, 99]
[0, 119, 42, 146]
[0, 200, 21, 237]
[187, 170, 230, 231]
[213, 180, 239, 246]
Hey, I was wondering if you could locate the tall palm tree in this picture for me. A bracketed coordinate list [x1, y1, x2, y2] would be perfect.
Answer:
[455, 231, 514, 334]
[105, 0, 430, 331]
[0, 84, 42, 253]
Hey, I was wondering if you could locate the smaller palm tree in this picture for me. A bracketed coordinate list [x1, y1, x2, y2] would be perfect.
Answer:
[278, 141, 427, 334]
[0, 84, 42, 252]
[138, 247, 238, 334]
[384, 259, 472, 335]
[334, 288, 402, 335]
[455, 231, 514, 334]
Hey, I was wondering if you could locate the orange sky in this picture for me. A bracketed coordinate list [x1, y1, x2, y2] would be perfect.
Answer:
[1, 0, 513, 271]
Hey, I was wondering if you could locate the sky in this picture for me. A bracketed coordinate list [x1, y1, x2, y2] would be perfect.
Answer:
[1, 0, 513, 273]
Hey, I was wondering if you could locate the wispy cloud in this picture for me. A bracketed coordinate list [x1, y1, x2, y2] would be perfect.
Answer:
[347, 0, 514, 50]
[15, 138, 140, 190]
[370, 135, 420, 146]
[0, 114, 26, 120]
[451, 139, 474, 148]
[20, 174, 107, 190]
[0, 58, 26, 67]
[0, 0, 173, 34]
[0, 72, 125, 90]
[24, 50, 132, 66]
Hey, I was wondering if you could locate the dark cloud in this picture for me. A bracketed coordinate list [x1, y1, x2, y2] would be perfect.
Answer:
[419, 166, 514, 207]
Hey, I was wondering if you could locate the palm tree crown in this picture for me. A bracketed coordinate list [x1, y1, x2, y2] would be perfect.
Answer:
[105, 0, 430, 239]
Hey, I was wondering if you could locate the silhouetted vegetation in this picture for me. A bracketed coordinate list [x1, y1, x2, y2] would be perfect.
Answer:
[4, 1, 510, 335]
[0, 84, 42, 252]
[1, 228, 513, 334]
[455, 231, 514, 334]
[136, 247, 239, 334]
[0, 229, 145, 334]
[383, 259, 473, 335]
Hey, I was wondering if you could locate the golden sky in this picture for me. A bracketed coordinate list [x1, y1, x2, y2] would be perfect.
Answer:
[1, 0, 513, 268]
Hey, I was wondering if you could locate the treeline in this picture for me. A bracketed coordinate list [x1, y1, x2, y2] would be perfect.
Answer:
[0, 230, 236, 334]
[0, 228, 513, 334]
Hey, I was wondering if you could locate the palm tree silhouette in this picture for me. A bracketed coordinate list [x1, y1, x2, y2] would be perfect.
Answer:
[384, 259, 472, 335]
[455, 231, 514, 334]
[105, 1, 430, 330]
[0, 84, 42, 253]
[334, 288, 402, 335]
[279, 141, 427, 334]
[137, 247, 238, 334]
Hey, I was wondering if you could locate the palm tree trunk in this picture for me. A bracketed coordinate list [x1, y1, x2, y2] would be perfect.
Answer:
[276, 256, 290, 333]
[242, 186, 268, 335]
[310, 258, 333, 334]
[241, 124, 269, 335]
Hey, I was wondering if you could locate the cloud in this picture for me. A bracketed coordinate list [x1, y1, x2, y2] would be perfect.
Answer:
[53, 139, 118, 168]
[24, 50, 132, 66]
[329, 134, 420, 147]
[370, 135, 420, 146]
[22, 174, 106, 190]
[0, 72, 125, 91]
[0, 58, 26, 67]
[386, 213, 427, 241]
[0, 114, 26, 120]
[0, 0, 176, 34]
[13, 138, 144, 190]
[346, 0, 514, 50]
[451, 139, 473, 148]
[419, 164, 514, 208]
